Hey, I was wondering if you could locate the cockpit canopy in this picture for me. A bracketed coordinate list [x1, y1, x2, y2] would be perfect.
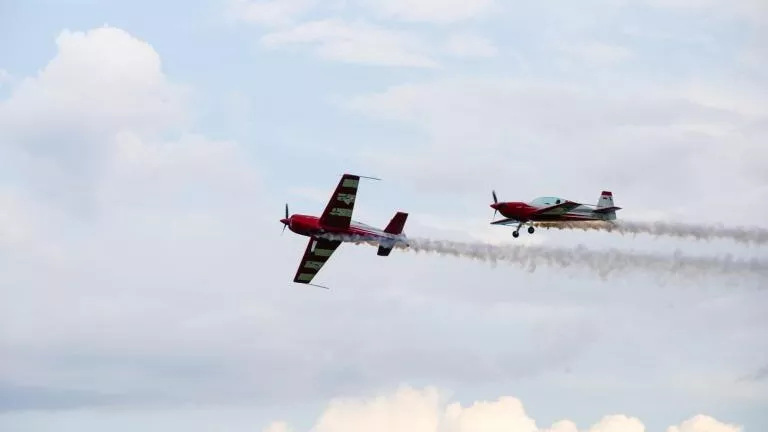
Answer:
[529, 196, 566, 206]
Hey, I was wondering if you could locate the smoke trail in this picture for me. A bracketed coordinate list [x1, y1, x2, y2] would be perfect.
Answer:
[318, 233, 768, 282]
[532, 220, 768, 245]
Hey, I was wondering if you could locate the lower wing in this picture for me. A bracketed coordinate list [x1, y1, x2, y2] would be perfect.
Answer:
[491, 217, 522, 225]
[293, 236, 342, 284]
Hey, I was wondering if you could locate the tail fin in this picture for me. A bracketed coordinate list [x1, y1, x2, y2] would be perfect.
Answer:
[597, 191, 614, 209]
[378, 212, 408, 256]
[593, 191, 621, 220]
[383, 212, 408, 235]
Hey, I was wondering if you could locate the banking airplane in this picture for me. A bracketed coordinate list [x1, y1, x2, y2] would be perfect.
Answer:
[280, 173, 409, 287]
[489, 190, 621, 238]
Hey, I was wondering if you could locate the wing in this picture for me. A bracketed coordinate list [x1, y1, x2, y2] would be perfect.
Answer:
[491, 217, 522, 226]
[531, 200, 581, 216]
[293, 236, 342, 284]
[319, 174, 360, 230]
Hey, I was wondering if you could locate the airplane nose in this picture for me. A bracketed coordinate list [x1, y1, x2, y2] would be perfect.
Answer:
[490, 203, 499, 209]
[280, 218, 289, 225]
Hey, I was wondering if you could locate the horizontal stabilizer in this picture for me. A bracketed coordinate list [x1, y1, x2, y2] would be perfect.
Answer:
[593, 206, 622, 213]
[384, 212, 408, 235]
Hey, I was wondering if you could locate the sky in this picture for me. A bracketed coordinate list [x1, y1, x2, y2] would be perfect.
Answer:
[0, 0, 767, 431]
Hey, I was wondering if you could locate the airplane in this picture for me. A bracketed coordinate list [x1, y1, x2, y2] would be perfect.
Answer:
[280, 173, 410, 287]
[489, 190, 621, 238]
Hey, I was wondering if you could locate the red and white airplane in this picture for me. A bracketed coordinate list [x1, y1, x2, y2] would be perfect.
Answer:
[489, 190, 621, 238]
[281, 173, 409, 287]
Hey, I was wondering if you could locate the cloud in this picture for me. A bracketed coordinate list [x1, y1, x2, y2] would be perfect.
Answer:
[444, 34, 498, 58]
[1, 27, 187, 135]
[362, 0, 496, 23]
[1, 26, 609, 414]
[260, 19, 438, 67]
[262, 385, 743, 432]
[228, 0, 318, 26]
[0, 383, 126, 412]
[738, 364, 768, 382]
[560, 41, 632, 63]
[0, 190, 32, 248]
[0, 26, 195, 211]
[342, 77, 767, 225]
[0, 27, 601, 410]
[263, 421, 294, 432]
[0, 25, 267, 410]
[642, 0, 768, 21]
[667, 415, 745, 432]
[0, 69, 11, 86]
[3, 6, 767, 431]
[230, 0, 500, 66]
[229, 0, 495, 25]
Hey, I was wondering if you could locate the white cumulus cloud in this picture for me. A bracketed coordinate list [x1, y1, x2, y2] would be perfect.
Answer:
[0, 25, 266, 406]
[263, 385, 743, 432]
[0, 25, 257, 213]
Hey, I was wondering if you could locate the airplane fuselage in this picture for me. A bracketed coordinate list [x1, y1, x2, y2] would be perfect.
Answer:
[489, 192, 619, 238]
[491, 202, 607, 222]
[281, 173, 410, 285]
[281, 214, 408, 246]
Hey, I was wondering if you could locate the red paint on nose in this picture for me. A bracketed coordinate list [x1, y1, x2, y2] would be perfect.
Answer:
[280, 218, 289, 225]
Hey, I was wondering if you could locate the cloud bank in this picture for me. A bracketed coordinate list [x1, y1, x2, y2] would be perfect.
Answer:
[262, 385, 743, 432]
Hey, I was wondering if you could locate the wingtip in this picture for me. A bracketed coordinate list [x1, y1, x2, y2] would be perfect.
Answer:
[359, 175, 382, 181]
[339, 173, 381, 181]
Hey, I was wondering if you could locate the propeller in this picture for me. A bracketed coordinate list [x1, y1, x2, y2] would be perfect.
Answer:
[491, 190, 498, 219]
[281, 203, 289, 235]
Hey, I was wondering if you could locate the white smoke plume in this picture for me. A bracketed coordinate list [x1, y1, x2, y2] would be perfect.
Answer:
[261, 385, 743, 432]
[318, 234, 768, 282]
[532, 220, 768, 246]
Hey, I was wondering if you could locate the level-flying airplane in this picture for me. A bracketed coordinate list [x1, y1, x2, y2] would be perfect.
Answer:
[489, 190, 621, 237]
[280, 173, 409, 287]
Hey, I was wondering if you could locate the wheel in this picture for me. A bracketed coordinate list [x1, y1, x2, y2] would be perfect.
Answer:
[512, 230, 520, 238]
[528, 226, 535, 234]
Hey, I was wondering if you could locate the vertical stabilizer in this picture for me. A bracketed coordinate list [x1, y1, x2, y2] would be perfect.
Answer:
[378, 212, 408, 256]
[597, 191, 614, 209]
[383, 212, 408, 235]
[594, 191, 620, 220]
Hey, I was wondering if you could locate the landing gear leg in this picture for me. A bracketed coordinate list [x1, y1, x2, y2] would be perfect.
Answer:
[513, 222, 523, 238]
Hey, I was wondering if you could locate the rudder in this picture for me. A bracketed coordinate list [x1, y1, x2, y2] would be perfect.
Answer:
[593, 191, 621, 220]
[597, 191, 614, 209]
[378, 212, 408, 256]
[383, 211, 408, 235]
